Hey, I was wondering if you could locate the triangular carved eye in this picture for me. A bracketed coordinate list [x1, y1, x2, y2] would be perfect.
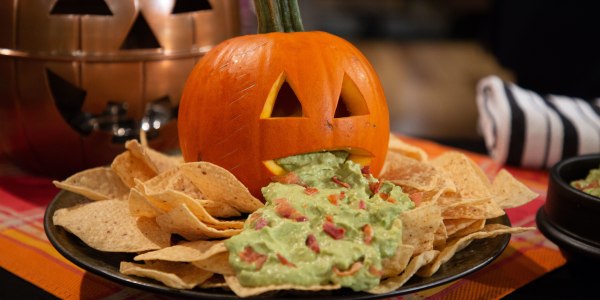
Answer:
[260, 73, 303, 118]
[172, 0, 212, 14]
[50, 0, 113, 15]
[334, 74, 369, 118]
[120, 13, 161, 50]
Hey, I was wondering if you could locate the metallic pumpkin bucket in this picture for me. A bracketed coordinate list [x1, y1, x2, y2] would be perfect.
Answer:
[0, 0, 240, 177]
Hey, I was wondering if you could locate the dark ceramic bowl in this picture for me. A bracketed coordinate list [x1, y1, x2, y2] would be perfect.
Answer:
[536, 154, 600, 264]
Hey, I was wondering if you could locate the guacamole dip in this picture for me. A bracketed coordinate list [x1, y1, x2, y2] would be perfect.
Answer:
[225, 151, 414, 291]
[571, 165, 600, 197]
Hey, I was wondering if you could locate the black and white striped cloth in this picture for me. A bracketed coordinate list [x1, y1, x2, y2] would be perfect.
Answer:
[476, 75, 600, 169]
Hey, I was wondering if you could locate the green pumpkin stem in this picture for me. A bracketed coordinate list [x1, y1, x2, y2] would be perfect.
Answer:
[286, 0, 304, 31]
[254, 0, 304, 33]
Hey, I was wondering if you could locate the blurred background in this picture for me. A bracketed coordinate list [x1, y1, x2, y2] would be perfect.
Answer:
[238, 0, 514, 150]
[269, 0, 600, 150]
[2, 0, 599, 176]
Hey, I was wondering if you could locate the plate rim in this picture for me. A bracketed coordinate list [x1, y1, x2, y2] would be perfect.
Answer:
[44, 190, 512, 299]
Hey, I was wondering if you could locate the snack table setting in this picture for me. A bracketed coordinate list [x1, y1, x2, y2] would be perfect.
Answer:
[2, 1, 599, 299]
[0, 135, 573, 299]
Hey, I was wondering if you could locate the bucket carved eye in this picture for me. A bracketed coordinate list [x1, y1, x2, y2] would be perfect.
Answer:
[50, 0, 113, 15]
[334, 74, 369, 118]
[260, 73, 303, 118]
[172, 0, 213, 14]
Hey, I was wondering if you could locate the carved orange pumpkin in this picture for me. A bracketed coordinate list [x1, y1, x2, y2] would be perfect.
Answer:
[178, 0, 389, 196]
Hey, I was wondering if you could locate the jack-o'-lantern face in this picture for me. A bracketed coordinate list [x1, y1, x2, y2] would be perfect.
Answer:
[43, 0, 221, 143]
[0, 0, 238, 177]
[178, 31, 390, 197]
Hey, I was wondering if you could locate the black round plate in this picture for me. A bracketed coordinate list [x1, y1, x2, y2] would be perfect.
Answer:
[44, 190, 512, 299]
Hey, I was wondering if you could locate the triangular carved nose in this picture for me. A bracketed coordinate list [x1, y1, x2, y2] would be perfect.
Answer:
[120, 13, 161, 50]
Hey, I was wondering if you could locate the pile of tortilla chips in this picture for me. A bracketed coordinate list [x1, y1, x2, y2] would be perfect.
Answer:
[52, 135, 536, 297]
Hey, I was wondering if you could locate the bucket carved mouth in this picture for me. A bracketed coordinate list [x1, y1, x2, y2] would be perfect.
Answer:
[262, 148, 374, 175]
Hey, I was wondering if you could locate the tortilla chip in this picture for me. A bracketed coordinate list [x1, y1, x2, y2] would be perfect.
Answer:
[441, 198, 505, 220]
[200, 199, 241, 218]
[53, 167, 129, 201]
[433, 221, 448, 249]
[387, 134, 428, 162]
[128, 188, 162, 218]
[368, 250, 439, 294]
[138, 186, 244, 229]
[416, 224, 535, 277]
[135, 240, 227, 262]
[491, 169, 538, 209]
[444, 218, 478, 236]
[111, 151, 157, 188]
[125, 139, 182, 174]
[200, 275, 228, 288]
[422, 178, 458, 205]
[133, 237, 235, 275]
[451, 219, 485, 238]
[400, 205, 442, 255]
[120, 261, 213, 289]
[224, 275, 341, 298]
[53, 199, 170, 252]
[125, 139, 158, 174]
[155, 203, 242, 240]
[179, 162, 263, 213]
[435, 193, 463, 207]
[431, 173, 458, 198]
[142, 167, 204, 201]
[380, 151, 440, 192]
[381, 244, 415, 278]
[432, 152, 493, 199]
[147, 149, 183, 174]
[192, 251, 235, 275]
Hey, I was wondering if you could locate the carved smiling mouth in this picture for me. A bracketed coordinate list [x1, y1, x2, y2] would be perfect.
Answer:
[262, 148, 374, 175]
